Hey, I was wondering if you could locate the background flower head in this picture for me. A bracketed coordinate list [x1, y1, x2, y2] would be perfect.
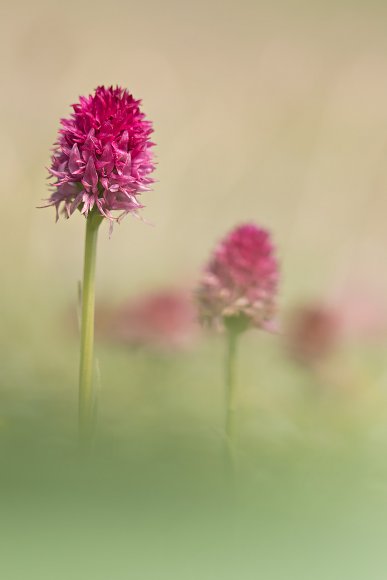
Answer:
[197, 223, 279, 332]
[285, 304, 340, 366]
[96, 289, 198, 351]
[46, 85, 155, 221]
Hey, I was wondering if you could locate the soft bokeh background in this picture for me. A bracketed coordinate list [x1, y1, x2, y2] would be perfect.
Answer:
[2, 0, 387, 578]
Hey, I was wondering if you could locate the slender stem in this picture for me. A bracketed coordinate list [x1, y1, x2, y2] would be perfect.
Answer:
[225, 330, 238, 467]
[78, 210, 103, 443]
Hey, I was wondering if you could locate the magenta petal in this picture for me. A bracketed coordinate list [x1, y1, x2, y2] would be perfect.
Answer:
[118, 130, 129, 151]
[69, 191, 84, 215]
[68, 144, 82, 174]
[121, 152, 132, 177]
[98, 143, 115, 174]
[83, 129, 96, 150]
[82, 157, 98, 192]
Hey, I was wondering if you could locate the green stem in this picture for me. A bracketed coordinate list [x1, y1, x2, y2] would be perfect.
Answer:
[78, 210, 103, 443]
[225, 330, 238, 463]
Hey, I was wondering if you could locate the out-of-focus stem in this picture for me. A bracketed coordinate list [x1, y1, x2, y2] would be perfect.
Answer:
[225, 329, 238, 470]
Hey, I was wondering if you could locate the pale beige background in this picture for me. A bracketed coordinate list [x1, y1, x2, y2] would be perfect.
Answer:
[2, 0, 387, 330]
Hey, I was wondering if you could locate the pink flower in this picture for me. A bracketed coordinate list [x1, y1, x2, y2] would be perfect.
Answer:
[45, 86, 155, 221]
[101, 289, 198, 351]
[331, 283, 387, 342]
[286, 305, 340, 365]
[197, 224, 279, 331]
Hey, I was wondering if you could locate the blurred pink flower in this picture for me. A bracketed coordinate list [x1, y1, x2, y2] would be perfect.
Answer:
[286, 284, 387, 367]
[45, 85, 155, 221]
[197, 224, 279, 331]
[103, 289, 198, 351]
[332, 285, 387, 342]
[286, 305, 340, 365]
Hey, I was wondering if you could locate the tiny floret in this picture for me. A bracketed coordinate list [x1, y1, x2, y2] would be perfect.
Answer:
[197, 223, 279, 331]
[45, 86, 155, 220]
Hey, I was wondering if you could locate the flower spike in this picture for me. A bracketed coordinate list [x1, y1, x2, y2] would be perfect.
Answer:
[45, 86, 155, 222]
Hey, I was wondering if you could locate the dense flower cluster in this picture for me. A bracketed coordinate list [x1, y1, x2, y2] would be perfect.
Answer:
[46, 86, 155, 220]
[197, 224, 279, 331]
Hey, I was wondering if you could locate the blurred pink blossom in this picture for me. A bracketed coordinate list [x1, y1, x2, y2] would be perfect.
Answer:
[286, 285, 387, 366]
[331, 284, 387, 342]
[101, 289, 198, 351]
[286, 305, 341, 365]
[197, 223, 279, 332]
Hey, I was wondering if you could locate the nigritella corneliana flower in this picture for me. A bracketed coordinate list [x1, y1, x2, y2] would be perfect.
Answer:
[197, 223, 278, 332]
[44, 86, 156, 445]
[45, 85, 155, 222]
[197, 223, 279, 473]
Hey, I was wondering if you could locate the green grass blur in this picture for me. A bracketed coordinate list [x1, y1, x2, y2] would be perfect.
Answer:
[2, 322, 387, 579]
